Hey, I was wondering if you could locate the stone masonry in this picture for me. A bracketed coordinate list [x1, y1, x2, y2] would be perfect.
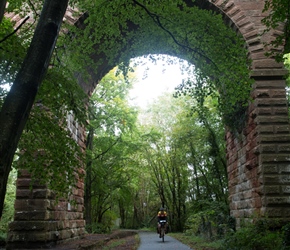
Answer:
[6, 0, 290, 248]
[7, 114, 87, 249]
[210, 0, 290, 227]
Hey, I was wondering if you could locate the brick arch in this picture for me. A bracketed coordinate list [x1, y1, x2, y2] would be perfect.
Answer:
[196, 0, 285, 69]
[7, 1, 290, 248]
[70, 0, 286, 96]
[203, 0, 289, 228]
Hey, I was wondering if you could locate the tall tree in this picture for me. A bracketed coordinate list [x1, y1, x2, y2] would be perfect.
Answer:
[0, 0, 274, 220]
[0, 0, 68, 217]
[139, 93, 192, 231]
[0, 0, 6, 23]
[85, 69, 140, 231]
[138, 88, 228, 230]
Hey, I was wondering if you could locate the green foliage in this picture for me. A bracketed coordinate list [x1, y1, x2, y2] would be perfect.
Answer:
[0, 168, 16, 239]
[0, 1, 40, 90]
[170, 97, 228, 205]
[2, 0, 283, 237]
[282, 223, 290, 248]
[139, 93, 192, 231]
[262, 0, 290, 59]
[0, 1, 88, 199]
[174, 74, 252, 132]
[172, 223, 290, 250]
[221, 221, 284, 250]
[0, 17, 27, 87]
[5, 0, 45, 23]
[87, 210, 118, 233]
[170, 233, 223, 250]
[133, 85, 229, 232]
[85, 69, 143, 230]
[102, 238, 128, 250]
[185, 201, 231, 240]
[63, 1, 253, 134]
[14, 66, 87, 199]
[1, 0, 254, 207]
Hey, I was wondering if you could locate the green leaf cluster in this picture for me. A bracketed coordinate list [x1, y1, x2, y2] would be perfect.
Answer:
[0, 17, 27, 87]
[85, 69, 142, 230]
[221, 220, 285, 250]
[2, 0, 284, 230]
[0, 3, 90, 197]
[135, 85, 228, 232]
[13, 60, 88, 199]
[0, 169, 16, 238]
[262, 0, 290, 59]
[62, 1, 252, 132]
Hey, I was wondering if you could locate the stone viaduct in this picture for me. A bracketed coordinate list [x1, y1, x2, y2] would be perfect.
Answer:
[5, 0, 290, 248]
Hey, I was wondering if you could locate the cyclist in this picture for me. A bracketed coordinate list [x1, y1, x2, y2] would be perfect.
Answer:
[157, 207, 168, 237]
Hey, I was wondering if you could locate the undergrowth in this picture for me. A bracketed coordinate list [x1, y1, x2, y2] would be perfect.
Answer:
[173, 219, 290, 250]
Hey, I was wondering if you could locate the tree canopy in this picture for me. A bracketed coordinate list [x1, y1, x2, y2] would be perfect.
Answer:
[262, 0, 290, 59]
[0, 0, 288, 221]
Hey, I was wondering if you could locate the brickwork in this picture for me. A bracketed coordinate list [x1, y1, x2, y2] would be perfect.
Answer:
[227, 74, 290, 227]
[6, 116, 86, 249]
[5, 0, 290, 248]
[206, 0, 290, 227]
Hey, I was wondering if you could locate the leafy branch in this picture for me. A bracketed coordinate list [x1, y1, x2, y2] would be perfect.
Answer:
[262, 0, 290, 59]
[0, 15, 29, 44]
[27, 0, 40, 19]
[91, 137, 121, 161]
[132, 0, 220, 71]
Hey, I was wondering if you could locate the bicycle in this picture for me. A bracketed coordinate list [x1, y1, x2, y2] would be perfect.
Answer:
[159, 220, 167, 242]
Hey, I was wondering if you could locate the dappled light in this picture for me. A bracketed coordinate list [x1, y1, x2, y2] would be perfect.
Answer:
[128, 55, 194, 108]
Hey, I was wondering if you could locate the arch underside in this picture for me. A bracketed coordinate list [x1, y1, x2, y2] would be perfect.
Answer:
[7, 0, 290, 248]
[72, 0, 285, 95]
[69, 0, 290, 227]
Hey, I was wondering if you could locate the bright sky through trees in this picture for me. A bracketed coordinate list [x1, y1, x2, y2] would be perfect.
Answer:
[129, 58, 186, 108]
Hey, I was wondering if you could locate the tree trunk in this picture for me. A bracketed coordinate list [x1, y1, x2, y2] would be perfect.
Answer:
[0, 0, 68, 217]
[0, 0, 6, 23]
[190, 142, 201, 199]
[85, 127, 94, 230]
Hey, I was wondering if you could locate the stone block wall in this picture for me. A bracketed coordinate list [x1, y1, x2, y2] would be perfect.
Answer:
[6, 115, 86, 249]
[5, 0, 290, 247]
[205, 0, 290, 228]
[226, 73, 290, 227]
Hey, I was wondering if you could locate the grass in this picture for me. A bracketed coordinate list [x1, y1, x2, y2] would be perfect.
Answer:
[101, 234, 140, 250]
[169, 233, 223, 250]
[102, 239, 126, 250]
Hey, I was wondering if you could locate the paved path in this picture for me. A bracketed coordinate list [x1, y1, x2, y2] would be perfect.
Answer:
[138, 231, 192, 250]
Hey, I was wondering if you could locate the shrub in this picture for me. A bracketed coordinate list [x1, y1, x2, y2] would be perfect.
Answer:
[184, 201, 234, 240]
[221, 220, 284, 250]
[0, 169, 16, 239]
[282, 223, 290, 249]
[86, 210, 118, 234]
